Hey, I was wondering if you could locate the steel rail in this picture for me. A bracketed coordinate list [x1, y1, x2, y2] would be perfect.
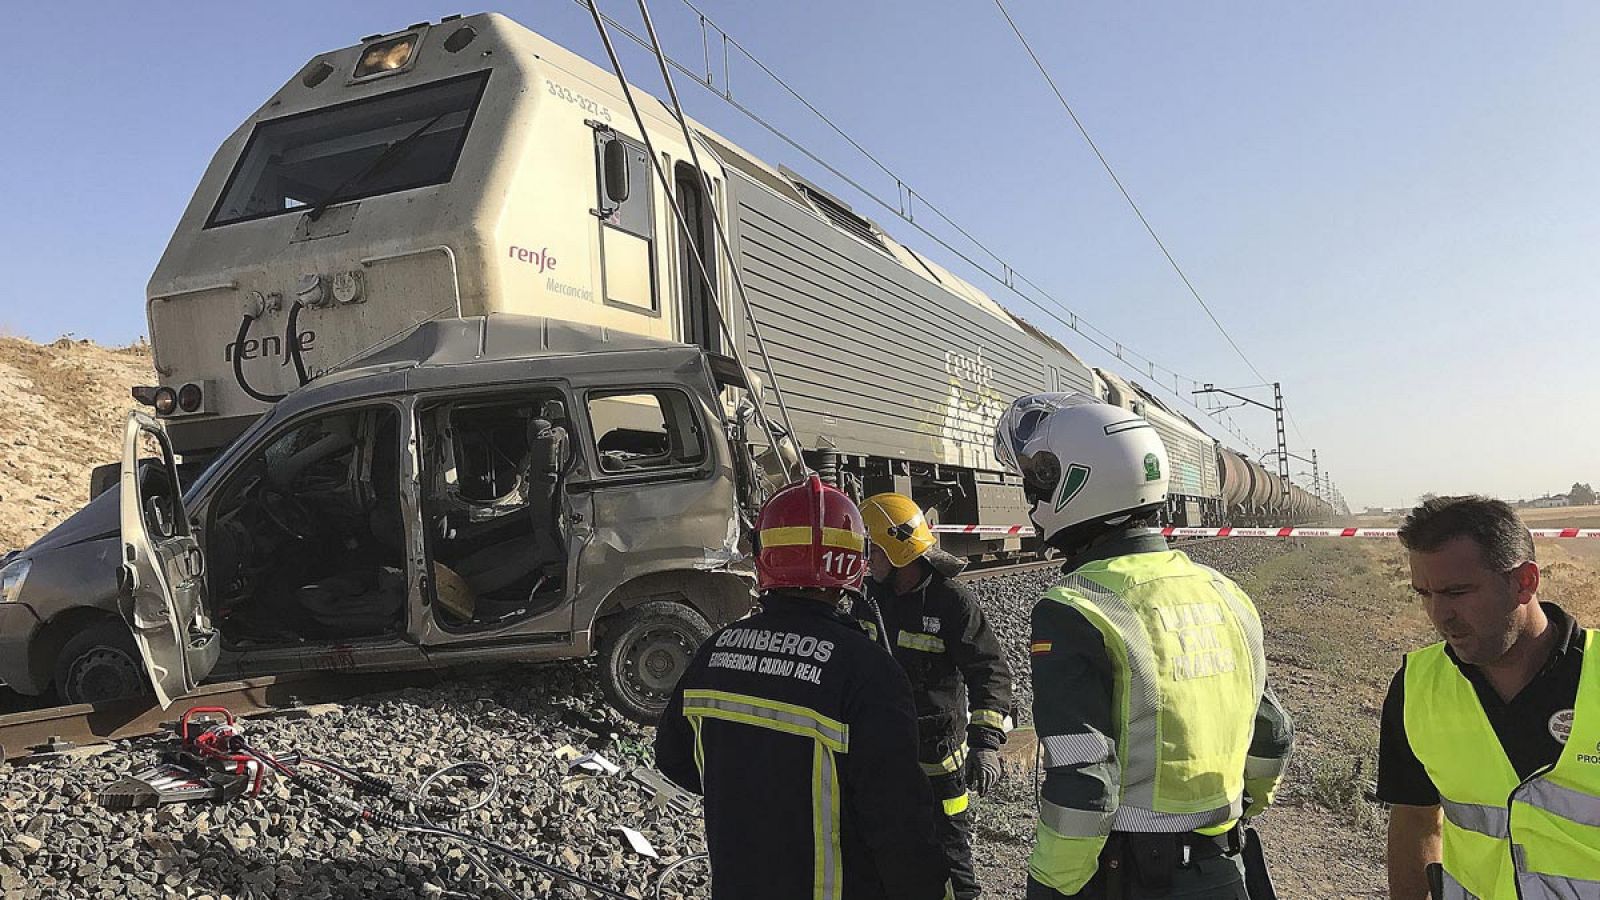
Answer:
[955, 559, 1060, 581]
[0, 670, 434, 763]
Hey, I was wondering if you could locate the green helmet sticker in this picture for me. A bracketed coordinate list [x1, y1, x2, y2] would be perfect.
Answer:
[1055, 463, 1091, 512]
[1144, 453, 1161, 482]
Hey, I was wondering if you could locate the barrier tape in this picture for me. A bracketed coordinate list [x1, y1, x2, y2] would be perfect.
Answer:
[930, 524, 1034, 536]
[929, 525, 1600, 539]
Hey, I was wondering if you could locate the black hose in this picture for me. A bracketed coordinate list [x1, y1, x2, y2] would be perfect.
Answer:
[242, 741, 635, 900]
[364, 815, 637, 900]
[864, 593, 893, 654]
[232, 314, 287, 403]
[284, 301, 310, 386]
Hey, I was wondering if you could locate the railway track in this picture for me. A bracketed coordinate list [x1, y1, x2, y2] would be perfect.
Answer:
[7, 577, 1052, 763]
[0, 670, 437, 764]
[955, 533, 1251, 582]
[957, 558, 1060, 580]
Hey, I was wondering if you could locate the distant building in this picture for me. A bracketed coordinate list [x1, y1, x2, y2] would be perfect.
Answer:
[1531, 495, 1571, 509]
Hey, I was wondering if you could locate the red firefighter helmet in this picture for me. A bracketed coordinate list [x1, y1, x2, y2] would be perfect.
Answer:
[755, 475, 867, 595]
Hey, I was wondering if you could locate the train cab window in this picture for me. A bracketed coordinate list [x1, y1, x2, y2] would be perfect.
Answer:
[594, 131, 657, 312]
[587, 390, 703, 474]
[208, 71, 490, 227]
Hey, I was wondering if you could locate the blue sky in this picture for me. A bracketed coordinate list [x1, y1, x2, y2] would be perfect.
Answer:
[3, 1, 1597, 508]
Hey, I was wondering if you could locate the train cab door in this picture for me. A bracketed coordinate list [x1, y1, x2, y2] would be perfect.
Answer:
[594, 129, 659, 315]
[674, 162, 721, 356]
[118, 412, 221, 707]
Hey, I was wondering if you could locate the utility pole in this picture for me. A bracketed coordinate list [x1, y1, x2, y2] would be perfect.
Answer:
[1273, 383, 1288, 498]
[1311, 449, 1321, 504]
[1194, 382, 1292, 502]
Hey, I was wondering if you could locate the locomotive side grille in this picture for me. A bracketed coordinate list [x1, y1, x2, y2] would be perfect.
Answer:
[794, 184, 894, 257]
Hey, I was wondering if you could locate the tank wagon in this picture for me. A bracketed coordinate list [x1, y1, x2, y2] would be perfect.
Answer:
[1093, 373, 1331, 527]
[1217, 447, 1328, 525]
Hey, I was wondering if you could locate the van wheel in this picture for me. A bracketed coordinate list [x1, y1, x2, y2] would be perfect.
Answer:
[598, 601, 712, 726]
[55, 621, 151, 705]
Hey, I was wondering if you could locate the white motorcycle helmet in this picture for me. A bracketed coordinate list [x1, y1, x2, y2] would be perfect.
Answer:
[994, 393, 1170, 547]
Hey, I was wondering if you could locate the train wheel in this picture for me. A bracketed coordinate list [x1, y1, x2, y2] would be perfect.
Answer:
[54, 620, 151, 705]
[598, 600, 712, 725]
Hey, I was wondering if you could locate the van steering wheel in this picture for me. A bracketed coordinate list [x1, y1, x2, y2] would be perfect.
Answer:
[260, 485, 316, 540]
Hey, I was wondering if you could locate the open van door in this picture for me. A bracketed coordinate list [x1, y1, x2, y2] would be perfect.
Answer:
[119, 412, 220, 707]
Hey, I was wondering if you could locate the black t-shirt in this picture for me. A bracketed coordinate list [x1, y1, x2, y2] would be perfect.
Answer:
[1376, 602, 1585, 806]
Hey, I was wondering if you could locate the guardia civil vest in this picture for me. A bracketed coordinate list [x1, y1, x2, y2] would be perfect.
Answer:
[1404, 631, 1600, 900]
[1044, 551, 1266, 832]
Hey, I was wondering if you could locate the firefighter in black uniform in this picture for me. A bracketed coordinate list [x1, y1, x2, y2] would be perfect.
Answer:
[655, 476, 954, 900]
[853, 492, 1014, 900]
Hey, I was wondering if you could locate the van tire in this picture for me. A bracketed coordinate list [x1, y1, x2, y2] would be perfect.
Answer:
[54, 620, 151, 705]
[597, 600, 712, 726]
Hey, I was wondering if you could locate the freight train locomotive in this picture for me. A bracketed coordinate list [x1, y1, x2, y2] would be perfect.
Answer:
[0, 13, 1328, 715]
[130, 12, 1327, 537]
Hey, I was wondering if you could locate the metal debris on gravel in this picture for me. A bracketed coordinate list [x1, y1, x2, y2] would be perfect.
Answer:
[0, 663, 706, 900]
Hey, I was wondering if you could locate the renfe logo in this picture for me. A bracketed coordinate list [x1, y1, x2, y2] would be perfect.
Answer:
[510, 245, 557, 273]
[225, 330, 316, 362]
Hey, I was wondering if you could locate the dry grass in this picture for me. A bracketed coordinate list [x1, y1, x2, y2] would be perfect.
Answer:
[0, 336, 153, 552]
[1518, 505, 1600, 532]
[1243, 540, 1434, 896]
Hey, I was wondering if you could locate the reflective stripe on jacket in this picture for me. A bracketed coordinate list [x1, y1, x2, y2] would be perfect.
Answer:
[852, 570, 1014, 805]
[1404, 630, 1600, 900]
[655, 593, 954, 900]
[1029, 549, 1282, 895]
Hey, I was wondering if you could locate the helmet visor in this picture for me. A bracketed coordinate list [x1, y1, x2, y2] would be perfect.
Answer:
[993, 392, 1099, 473]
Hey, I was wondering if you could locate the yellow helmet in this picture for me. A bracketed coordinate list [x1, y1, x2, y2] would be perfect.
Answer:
[860, 492, 936, 569]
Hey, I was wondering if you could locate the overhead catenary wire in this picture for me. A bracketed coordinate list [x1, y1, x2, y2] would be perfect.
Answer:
[582, 0, 803, 484]
[569, 0, 1266, 451]
[990, 0, 1316, 450]
[990, 0, 1264, 384]
[624, 0, 809, 481]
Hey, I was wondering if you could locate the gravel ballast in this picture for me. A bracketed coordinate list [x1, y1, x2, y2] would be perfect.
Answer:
[0, 539, 1294, 900]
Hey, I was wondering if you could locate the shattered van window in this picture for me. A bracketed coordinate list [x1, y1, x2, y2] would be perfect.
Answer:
[587, 390, 704, 474]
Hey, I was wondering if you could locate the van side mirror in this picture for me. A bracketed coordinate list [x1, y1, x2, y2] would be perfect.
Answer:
[603, 140, 631, 205]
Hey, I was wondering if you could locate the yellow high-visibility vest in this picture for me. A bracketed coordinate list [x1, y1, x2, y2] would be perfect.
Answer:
[1030, 551, 1267, 891]
[1404, 630, 1600, 900]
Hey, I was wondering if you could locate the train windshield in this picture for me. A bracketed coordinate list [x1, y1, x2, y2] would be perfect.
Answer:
[207, 71, 490, 227]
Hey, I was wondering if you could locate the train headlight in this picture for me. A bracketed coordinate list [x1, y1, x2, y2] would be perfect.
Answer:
[355, 34, 417, 79]
[0, 558, 30, 604]
[153, 387, 178, 416]
[177, 382, 204, 413]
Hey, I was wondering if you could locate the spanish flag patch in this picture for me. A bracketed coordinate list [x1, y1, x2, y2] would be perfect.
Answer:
[1030, 640, 1053, 655]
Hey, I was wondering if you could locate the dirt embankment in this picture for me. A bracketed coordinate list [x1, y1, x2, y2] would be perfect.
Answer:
[0, 336, 154, 554]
